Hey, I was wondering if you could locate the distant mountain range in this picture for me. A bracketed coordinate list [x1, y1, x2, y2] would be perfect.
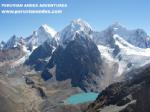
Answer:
[1, 19, 150, 91]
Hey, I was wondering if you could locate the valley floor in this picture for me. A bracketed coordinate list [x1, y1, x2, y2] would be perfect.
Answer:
[0, 71, 89, 112]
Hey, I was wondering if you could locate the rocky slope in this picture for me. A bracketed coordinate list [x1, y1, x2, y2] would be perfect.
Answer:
[87, 63, 150, 112]
[0, 66, 83, 112]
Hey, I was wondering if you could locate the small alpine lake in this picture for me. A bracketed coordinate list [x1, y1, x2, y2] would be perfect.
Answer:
[64, 92, 99, 105]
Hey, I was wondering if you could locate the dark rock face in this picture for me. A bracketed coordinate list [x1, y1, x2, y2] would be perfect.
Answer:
[87, 64, 150, 112]
[112, 45, 120, 57]
[133, 86, 150, 112]
[41, 67, 53, 80]
[42, 33, 103, 91]
[25, 41, 55, 71]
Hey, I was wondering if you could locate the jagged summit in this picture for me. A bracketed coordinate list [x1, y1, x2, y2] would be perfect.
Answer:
[38, 24, 57, 37]
[56, 19, 93, 44]
[2, 19, 150, 50]
[60, 18, 93, 34]
[71, 19, 92, 31]
[24, 24, 57, 50]
[1, 24, 57, 51]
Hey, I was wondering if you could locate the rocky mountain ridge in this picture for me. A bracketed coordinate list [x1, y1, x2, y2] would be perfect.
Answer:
[1, 19, 150, 91]
[87, 63, 150, 112]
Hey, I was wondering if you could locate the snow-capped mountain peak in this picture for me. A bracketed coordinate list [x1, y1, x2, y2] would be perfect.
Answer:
[70, 19, 92, 32]
[38, 24, 57, 37]
[36, 24, 57, 44]
[94, 22, 150, 48]
[56, 19, 93, 44]
[24, 24, 57, 51]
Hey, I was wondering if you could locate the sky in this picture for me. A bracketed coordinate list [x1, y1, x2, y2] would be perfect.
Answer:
[0, 0, 150, 41]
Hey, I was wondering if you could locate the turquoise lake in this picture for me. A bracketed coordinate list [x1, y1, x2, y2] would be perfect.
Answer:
[64, 92, 99, 105]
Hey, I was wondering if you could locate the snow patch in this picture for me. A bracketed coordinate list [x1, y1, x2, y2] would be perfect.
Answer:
[97, 45, 114, 61]
[114, 34, 150, 56]
[40, 24, 57, 37]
